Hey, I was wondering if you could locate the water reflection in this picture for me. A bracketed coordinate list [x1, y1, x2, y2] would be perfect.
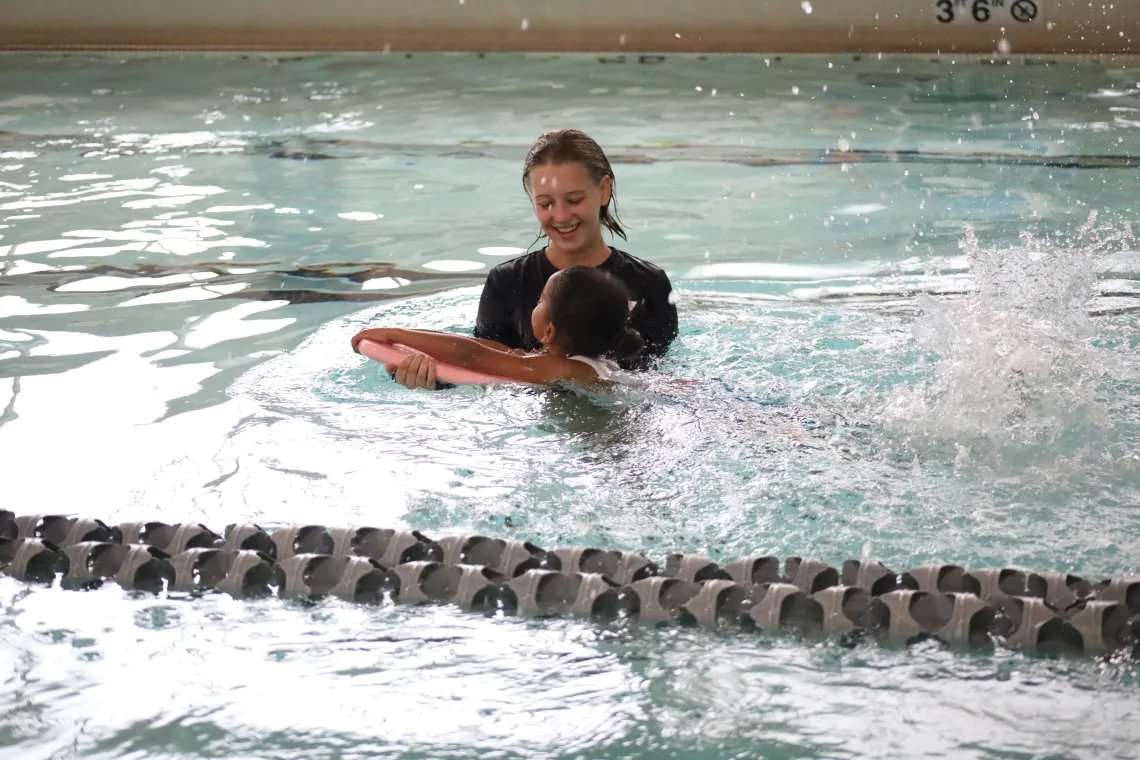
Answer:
[2, 52, 1140, 760]
[4, 576, 1140, 759]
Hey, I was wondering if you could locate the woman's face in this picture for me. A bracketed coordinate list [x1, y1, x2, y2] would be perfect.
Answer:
[528, 162, 612, 254]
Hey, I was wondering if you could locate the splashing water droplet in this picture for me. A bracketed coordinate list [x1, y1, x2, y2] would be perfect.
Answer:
[520, 18, 529, 31]
[882, 219, 1137, 473]
[792, 86, 800, 95]
[997, 38, 1013, 54]
[801, 1, 813, 13]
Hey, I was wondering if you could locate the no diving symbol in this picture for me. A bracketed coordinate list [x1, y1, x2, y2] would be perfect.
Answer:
[1010, 0, 1038, 23]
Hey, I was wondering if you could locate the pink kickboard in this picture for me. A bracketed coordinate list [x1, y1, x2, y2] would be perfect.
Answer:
[358, 339, 524, 386]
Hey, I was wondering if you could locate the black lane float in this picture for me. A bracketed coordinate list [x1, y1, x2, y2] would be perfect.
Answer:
[1, 511, 1137, 658]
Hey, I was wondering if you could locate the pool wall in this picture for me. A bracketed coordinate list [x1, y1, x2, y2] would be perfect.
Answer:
[0, 0, 1135, 54]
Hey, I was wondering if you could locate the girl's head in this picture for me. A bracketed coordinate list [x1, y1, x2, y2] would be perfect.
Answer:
[523, 129, 627, 254]
[531, 266, 644, 360]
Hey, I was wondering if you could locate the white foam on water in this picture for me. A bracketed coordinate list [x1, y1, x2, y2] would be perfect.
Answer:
[881, 216, 1137, 470]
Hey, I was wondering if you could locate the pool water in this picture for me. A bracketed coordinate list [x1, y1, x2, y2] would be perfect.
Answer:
[2, 52, 1140, 759]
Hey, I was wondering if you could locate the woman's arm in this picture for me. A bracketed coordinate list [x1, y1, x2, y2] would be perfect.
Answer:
[626, 270, 679, 368]
[473, 268, 524, 348]
[352, 328, 598, 386]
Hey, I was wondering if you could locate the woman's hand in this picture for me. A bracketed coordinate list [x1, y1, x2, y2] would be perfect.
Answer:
[390, 351, 437, 390]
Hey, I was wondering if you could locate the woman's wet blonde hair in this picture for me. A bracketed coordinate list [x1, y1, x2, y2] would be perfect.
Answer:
[522, 128, 627, 241]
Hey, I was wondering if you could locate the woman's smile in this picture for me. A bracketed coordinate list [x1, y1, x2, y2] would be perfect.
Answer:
[552, 221, 581, 242]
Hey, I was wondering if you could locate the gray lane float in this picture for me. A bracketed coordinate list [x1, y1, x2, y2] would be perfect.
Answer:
[1, 515, 1138, 659]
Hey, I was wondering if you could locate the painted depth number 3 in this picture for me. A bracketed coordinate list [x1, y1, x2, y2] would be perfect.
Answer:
[936, 0, 1039, 23]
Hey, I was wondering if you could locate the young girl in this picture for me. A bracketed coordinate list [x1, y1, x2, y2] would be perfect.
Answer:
[351, 266, 643, 388]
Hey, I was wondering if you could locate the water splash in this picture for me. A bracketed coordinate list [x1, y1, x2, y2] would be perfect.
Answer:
[881, 216, 1136, 469]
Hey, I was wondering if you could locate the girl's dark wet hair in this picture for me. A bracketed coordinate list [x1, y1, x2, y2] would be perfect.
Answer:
[546, 266, 644, 361]
[523, 128, 627, 241]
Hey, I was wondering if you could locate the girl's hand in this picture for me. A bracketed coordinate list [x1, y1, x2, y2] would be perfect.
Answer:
[350, 328, 396, 354]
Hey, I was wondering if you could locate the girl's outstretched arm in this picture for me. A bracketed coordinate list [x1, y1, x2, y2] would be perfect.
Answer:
[354, 328, 516, 353]
[351, 328, 598, 386]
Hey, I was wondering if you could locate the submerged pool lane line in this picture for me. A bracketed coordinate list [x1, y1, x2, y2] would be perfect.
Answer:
[2, 512, 1138, 660]
[4, 128, 1140, 168]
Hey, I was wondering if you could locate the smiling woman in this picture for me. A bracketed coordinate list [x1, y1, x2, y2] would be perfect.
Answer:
[387, 129, 680, 390]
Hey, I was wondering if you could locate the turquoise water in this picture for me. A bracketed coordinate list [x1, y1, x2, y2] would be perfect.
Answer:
[2, 52, 1140, 758]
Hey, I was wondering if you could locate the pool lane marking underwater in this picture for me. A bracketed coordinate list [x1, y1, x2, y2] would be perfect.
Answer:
[3, 130, 1140, 168]
[2, 513, 1138, 659]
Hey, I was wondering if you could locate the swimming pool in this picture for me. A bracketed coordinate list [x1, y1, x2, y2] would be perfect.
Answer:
[2, 52, 1139, 759]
